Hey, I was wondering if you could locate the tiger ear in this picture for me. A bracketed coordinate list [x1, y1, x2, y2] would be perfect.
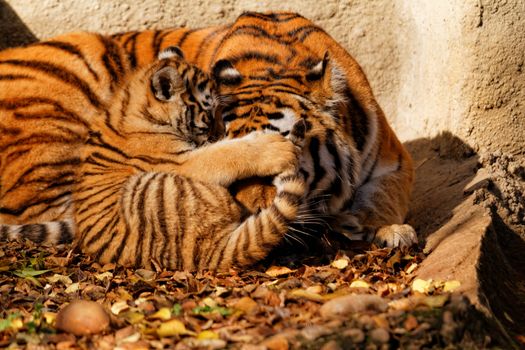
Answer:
[308, 52, 346, 108]
[151, 66, 184, 101]
[212, 59, 242, 86]
[158, 46, 184, 60]
[305, 52, 329, 82]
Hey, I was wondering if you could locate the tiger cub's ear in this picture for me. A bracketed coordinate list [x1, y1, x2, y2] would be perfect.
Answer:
[158, 46, 184, 60]
[307, 52, 346, 108]
[151, 66, 184, 101]
[212, 59, 242, 86]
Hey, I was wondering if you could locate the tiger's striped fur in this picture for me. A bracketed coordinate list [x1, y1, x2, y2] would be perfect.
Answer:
[112, 11, 416, 247]
[0, 32, 130, 229]
[1, 48, 306, 270]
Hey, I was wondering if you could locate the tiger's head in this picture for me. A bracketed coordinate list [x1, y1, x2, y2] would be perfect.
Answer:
[211, 51, 347, 141]
[208, 46, 355, 215]
[119, 46, 223, 147]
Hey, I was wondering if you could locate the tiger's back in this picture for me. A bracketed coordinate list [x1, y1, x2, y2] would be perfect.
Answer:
[0, 33, 130, 226]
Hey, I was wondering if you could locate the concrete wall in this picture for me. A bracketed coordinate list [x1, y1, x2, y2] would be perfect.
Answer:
[1, 0, 523, 155]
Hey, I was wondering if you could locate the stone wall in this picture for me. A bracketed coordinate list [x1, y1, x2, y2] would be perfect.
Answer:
[1, 0, 523, 156]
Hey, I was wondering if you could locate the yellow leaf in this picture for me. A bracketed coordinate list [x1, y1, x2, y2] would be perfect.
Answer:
[64, 282, 80, 293]
[423, 295, 448, 308]
[111, 301, 129, 315]
[120, 311, 145, 324]
[157, 319, 194, 337]
[406, 263, 418, 274]
[46, 274, 73, 285]
[10, 318, 24, 330]
[327, 283, 338, 291]
[443, 280, 461, 292]
[305, 285, 323, 294]
[288, 289, 324, 302]
[202, 297, 218, 308]
[265, 266, 294, 277]
[150, 307, 171, 320]
[411, 278, 432, 294]
[197, 330, 219, 340]
[42, 312, 56, 325]
[94, 271, 113, 281]
[350, 280, 370, 289]
[331, 258, 349, 270]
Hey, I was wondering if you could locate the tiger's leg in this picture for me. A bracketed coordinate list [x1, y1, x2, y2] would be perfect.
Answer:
[176, 125, 306, 187]
[336, 153, 416, 248]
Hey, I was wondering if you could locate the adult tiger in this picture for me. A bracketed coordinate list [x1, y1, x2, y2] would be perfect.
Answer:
[112, 11, 416, 247]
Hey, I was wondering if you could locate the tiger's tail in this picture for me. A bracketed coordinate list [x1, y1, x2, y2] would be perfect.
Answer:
[0, 219, 75, 245]
[210, 121, 307, 270]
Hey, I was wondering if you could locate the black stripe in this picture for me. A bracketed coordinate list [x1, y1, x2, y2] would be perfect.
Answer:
[0, 226, 8, 240]
[59, 221, 73, 243]
[174, 176, 186, 270]
[0, 97, 90, 128]
[122, 32, 140, 69]
[0, 59, 103, 109]
[134, 174, 158, 268]
[344, 86, 369, 152]
[287, 25, 326, 42]
[210, 25, 292, 64]
[240, 12, 302, 23]
[175, 29, 197, 49]
[92, 215, 121, 263]
[156, 174, 170, 268]
[0, 190, 71, 217]
[229, 51, 280, 65]
[37, 41, 100, 81]
[153, 30, 172, 57]
[307, 137, 326, 192]
[99, 35, 126, 88]
[112, 175, 144, 264]
[0, 74, 33, 81]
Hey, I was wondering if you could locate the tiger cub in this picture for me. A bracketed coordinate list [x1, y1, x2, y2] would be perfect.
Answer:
[3, 48, 306, 271]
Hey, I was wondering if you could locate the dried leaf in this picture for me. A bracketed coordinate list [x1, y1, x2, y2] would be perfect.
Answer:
[288, 289, 324, 302]
[111, 301, 130, 315]
[265, 266, 294, 277]
[64, 282, 80, 293]
[443, 280, 461, 292]
[149, 307, 171, 320]
[331, 258, 349, 270]
[197, 330, 219, 340]
[349, 280, 370, 289]
[156, 319, 194, 337]
[411, 279, 433, 294]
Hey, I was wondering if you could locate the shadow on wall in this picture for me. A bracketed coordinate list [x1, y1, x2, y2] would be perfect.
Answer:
[0, 0, 38, 50]
[404, 131, 479, 240]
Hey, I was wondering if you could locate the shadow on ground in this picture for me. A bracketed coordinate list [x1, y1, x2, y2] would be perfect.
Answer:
[0, 0, 38, 50]
[406, 131, 525, 346]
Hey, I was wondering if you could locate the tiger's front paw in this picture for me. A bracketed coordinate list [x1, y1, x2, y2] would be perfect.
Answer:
[244, 133, 300, 177]
[373, 224, 418, 248]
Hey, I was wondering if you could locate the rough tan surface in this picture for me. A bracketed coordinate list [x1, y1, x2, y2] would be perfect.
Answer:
[1, 0, 524, 155]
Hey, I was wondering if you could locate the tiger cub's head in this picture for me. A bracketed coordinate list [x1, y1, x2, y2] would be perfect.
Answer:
[122, 47, 223, 146]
